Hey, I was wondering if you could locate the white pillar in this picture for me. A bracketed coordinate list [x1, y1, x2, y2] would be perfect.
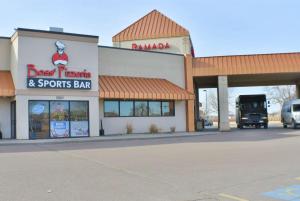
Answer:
[218, 76, 230, 131]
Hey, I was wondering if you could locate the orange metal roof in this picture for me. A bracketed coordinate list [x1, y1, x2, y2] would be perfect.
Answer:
[99, 75, 194, 100]
[112, 9, 190, 42]
[193, 52, 300, 76]
[0, 71, 15, 97]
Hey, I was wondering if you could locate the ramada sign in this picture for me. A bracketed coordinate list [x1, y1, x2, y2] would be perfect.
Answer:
[132, 42, 170, 51]
[27, 41, 92, 90]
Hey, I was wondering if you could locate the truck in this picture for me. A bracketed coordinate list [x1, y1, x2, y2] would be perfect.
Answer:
[281, 99, 300, 129]
[236, 94, 269, 129]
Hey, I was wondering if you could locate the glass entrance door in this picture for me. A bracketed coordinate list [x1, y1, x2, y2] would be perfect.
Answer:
[10, 101, 16, 139]
[50, 101, 70, 138]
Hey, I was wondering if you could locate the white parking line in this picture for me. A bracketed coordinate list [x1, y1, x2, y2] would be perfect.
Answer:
[218, 193, 249, 201]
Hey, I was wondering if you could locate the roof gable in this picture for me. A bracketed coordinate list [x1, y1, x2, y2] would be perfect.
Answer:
[112, 9, 190, 42]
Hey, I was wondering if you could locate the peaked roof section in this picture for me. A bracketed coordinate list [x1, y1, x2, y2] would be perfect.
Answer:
[112, 9, 190, 42]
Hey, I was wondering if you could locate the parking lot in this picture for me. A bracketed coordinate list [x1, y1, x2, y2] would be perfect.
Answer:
[1, 127, 300, 201]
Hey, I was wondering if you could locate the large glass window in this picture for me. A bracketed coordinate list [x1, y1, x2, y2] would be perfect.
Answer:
[104, 101, 119, 117]
[120, 101, 134, 117]
[149, 101, 161, 116]
[70, 101, 89, 137]
[29, 101, 50, 139]
[162, 101, 175, 116]
[29, 100, 89, 139]
[135, 101, 148, 116]
[50, 101, 70, 138]
[104, 100, 175, 117]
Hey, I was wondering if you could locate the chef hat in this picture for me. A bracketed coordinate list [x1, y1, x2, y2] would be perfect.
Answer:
[55, 41, 65, 50]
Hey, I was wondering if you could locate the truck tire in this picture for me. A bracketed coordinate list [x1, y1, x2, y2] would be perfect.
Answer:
[283, 124, 287, 128]
[264, 124, 268, 129]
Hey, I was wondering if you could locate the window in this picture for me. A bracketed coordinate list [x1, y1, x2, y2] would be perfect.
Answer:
[29, 100, 89, 139]
[103, 100, 175, 117]
[162, 101, 175, 116]
[149, 101, 161, 116]
[293, 104, 300, 112]
[29, 101, 50, 139]
[104, 101, 119, 117]
[120, 101, 134, 117]
[70, 101, 89, 137]
[135, 101, 148, 116]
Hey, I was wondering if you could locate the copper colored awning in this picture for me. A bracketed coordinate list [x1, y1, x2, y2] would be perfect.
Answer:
[99, 76, 194, 100]
[0, 71, 15, 97]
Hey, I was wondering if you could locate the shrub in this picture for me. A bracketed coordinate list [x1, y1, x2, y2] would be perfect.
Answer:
[170, 126, 176, 133]
[149, 124, 159, 134]
[126, 123, 133, 134]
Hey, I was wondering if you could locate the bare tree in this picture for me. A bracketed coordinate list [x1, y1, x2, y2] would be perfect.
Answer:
[265, 85, 296, 107]
[207, 91, 218, 115]
[206, 89, 235, 116]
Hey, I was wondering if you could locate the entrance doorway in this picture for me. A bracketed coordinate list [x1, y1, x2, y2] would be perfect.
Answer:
[10, 101, 16, 139]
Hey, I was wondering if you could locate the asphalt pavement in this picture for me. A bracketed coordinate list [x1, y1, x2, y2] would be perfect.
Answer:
[1, 126, 300, 201]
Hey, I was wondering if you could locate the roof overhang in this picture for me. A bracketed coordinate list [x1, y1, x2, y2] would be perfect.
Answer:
[0, 71, 15, 97]
[99, 75, 194, 100]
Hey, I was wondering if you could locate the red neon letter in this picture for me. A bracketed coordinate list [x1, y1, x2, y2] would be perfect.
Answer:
[27, 64, 37, 78]
[132, 43, 137, 49]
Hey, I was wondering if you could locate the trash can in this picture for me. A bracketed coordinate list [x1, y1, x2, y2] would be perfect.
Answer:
[196, 119, 205, 131]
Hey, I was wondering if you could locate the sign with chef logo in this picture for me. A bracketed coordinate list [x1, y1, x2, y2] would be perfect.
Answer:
[27, 41, 92, 90]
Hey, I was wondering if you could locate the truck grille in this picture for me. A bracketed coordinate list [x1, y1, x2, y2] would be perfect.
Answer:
[249, 114, 261, 122]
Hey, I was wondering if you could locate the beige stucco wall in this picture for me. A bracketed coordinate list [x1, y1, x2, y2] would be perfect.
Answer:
[11, 32, 100, 139]
[0, 98, 11, 139]
[113, 36, 192, 55]
[15, 36, 99, 93]
[99, 46, 186, 88]
[16, 95, 99, 139]
[0, 38, 11, 70]
[99, 100, 186, 135]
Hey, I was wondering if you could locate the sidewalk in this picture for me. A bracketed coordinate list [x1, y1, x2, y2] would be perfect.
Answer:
[0, 131, 218, 145]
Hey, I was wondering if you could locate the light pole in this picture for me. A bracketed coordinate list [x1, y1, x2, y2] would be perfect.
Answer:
[203, 90, 208, 118]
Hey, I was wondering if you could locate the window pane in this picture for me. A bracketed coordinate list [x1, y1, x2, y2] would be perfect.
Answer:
[135, 101, 148, 116]
[50, 101, 70, 138]
[149, 101, 161, 116]
[162, 101, 175, 116]
[70, 101, 89, 137]
[29, 101, 50, 139]
[293, 104, 300, 112]
[120, 101, 134, 116]
[104, 101, 119, 117]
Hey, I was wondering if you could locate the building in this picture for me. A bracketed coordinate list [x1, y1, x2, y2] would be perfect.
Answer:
[1, 9, 300, 140]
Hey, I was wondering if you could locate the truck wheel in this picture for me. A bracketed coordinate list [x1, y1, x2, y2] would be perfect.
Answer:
[283, 124, 287, 128]
[264, 124, 268, 129]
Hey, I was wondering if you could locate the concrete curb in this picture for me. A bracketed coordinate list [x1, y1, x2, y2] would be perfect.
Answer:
[0, 131, 219, 145]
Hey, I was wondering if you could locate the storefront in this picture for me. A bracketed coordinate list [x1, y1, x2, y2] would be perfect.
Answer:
[0, 9, 196, 139]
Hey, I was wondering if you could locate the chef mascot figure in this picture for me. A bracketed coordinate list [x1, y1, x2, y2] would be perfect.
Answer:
[52, 41, 68, 66]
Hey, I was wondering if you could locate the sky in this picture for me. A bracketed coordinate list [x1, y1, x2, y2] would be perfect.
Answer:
[1, 0, 299, 114]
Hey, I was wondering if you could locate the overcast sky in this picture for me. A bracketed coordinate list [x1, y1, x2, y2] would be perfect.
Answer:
[1, 0, 298, 114]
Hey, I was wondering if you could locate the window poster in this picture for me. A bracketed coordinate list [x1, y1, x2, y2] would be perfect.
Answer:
[70, 121, 89, 137]
[50, 121, 70, 138]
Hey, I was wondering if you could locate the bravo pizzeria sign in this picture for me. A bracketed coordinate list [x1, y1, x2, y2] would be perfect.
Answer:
[27, 41, 92, 90]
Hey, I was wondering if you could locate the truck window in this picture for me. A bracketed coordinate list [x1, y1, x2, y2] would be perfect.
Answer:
[293, 104, 300, 112]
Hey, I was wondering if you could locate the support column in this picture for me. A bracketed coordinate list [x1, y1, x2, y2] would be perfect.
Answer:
[218, 76, 230, 131]
[185, 54, 195, 132]
[296, 84, 300, 98]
